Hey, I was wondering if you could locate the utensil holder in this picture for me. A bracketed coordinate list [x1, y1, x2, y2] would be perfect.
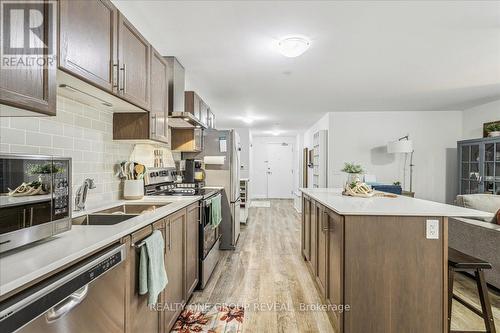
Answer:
[123, 179, 144, 200]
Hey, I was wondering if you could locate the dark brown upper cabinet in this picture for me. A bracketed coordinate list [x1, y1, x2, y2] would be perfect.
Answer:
[0, 0, 56, 116]
[117, 13, 151, 110]
[150, 48, 169, 143]
[59, 0, 118, 93]
[113, 48, 168, 145]
[184, 91, 201, 120]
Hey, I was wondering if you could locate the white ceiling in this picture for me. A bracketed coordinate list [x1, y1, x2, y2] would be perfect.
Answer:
[113, 0, 500, 135]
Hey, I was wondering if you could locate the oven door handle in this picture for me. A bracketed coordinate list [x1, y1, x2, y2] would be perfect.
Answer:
[45, 285, 89, 323]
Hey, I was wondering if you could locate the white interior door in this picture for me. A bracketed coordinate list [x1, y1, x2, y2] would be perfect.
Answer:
[266, 143, 294, 198]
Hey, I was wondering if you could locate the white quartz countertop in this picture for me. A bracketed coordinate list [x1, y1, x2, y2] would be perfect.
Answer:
[0, 195, 200, 297]
[300, 188, 492, 218]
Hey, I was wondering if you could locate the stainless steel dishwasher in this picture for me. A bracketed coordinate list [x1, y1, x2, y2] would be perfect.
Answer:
[0, 244, 127, 333]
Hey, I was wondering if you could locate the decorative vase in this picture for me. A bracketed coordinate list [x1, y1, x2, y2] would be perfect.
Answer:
[346, 173, 362, 185]
[488, 131, 500, 137]
[38, 174, 52, 193]
[123, 179, 144, 200]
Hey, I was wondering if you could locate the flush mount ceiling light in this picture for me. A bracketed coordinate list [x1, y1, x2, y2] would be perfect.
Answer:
[277, 36, 311, 58]
[242, 117, 255, 124]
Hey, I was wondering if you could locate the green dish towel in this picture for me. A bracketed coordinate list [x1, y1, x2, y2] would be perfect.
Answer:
[138, 230, 168, 306]
[211, 194, 222, 229]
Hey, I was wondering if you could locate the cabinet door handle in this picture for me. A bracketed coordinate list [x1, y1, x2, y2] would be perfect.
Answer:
[119, 64, 126, 94]
[29, 207, 34, 227]
[168, 222, 171, 251]
[112, 62, 119, 90]
[151, 114, 156, 135]
[22, 209, 27, 228]
[322, 211, 331, 231]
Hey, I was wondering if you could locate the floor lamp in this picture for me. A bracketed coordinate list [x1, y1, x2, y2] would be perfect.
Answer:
[387, 135, 414, 193]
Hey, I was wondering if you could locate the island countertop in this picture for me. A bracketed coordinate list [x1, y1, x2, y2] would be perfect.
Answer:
[299, 188, 491, 217]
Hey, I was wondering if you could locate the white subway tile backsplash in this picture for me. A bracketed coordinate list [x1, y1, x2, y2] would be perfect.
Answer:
[39, 147, 64, 156]
[84, 107, 101, 121]
[1, 96, 134, 203]
[63, 124, 82, 138]
[9, 144, 40, 154]
[26, 132, 52, 147]
[74, 138, 92, 151]
[0, 118, 10, 128]
[11, 118, 39, 131]
[74, 115, 92, 128]
[1, 128, 26, 144]
[40, 119, 64, 136]
[52, 135, 74, 149]
[91, 119, 106, 131]
[56, 110, 75, 125]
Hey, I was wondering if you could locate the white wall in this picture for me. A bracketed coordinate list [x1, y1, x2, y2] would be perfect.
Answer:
[250, 135, 296, 199]
[0, 96, 134, 208]
[462, 99, 500, 140]
[329, 111, 462, 203]
[299, 111, 463, 203]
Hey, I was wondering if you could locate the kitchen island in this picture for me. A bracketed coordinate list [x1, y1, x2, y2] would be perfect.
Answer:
[300, 188, 491, 333]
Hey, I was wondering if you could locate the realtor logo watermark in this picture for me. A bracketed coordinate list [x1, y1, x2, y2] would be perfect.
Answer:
[1, 0, 56, 68]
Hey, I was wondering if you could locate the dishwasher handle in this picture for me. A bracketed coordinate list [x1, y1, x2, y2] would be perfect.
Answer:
[45, 285, 89, 323]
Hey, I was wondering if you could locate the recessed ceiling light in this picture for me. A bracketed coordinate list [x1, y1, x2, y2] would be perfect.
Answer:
[277, 36, 311, 58]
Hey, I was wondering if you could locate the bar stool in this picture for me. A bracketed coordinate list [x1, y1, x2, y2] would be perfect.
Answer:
[448, 247, 497, 333]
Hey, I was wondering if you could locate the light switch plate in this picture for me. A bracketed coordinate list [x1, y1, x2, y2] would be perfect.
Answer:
[426, 220, 439, 239]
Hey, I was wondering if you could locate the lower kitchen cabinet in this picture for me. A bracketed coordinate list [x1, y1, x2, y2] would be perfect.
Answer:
[122, 203, 200, 333]
[185, 203, 199, 297]
[325, 208, 344, 333]
[163, 209, 186, 331]
[124, 222, 163, 333]
[316, 203, 328, 296]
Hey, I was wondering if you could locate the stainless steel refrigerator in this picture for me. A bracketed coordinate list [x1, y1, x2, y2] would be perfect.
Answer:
[185, 129, 241, 250]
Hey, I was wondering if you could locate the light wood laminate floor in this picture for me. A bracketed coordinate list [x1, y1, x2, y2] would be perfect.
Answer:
[189, 200, 500, 332]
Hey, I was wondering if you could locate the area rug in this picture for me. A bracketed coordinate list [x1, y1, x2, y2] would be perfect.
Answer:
[170, 305, 244, 333]
[250, 201, 271, 208]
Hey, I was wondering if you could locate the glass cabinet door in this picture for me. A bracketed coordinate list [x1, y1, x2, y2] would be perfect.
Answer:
[460, 140, 500, 195]
[483, 141, 500, 195]
[460, 143, 482, 194]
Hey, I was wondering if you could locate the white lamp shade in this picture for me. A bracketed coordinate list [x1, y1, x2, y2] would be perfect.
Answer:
[387, 140, 413, 153]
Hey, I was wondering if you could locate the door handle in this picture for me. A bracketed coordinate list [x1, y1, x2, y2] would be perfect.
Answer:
[119, 64, 126, 94]
[29, 207, 34, 227]
[322, 211, 332, 231]
[168, 222, 171, 251]
[151, 114, 157, 135]
[112, 61, 119, 90]
[45, 285, 89, 323]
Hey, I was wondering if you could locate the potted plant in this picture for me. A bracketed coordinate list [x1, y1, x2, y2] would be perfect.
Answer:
[341, 162, 364, 184]
[486, 123, 500, 137]
[27, 163, 64, 192]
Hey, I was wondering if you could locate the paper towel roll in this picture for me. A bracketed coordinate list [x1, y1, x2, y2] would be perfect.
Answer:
[204, 156, 225, 165]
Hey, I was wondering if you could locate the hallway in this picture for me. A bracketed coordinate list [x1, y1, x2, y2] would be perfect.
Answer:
[189, 200, 334, 332]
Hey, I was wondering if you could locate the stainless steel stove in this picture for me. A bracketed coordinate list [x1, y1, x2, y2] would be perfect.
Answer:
[143, 167, 221, 289]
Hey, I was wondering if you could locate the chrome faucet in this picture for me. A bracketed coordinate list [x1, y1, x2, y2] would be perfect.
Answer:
[74, 178, 96, 211]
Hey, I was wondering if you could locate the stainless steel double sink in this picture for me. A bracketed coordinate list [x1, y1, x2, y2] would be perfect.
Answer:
[72, 204, 168, 226]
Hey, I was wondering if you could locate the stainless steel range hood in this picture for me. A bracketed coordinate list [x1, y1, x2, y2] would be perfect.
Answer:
[165, 56, 207, 129]
[169, 111, 206, 128]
